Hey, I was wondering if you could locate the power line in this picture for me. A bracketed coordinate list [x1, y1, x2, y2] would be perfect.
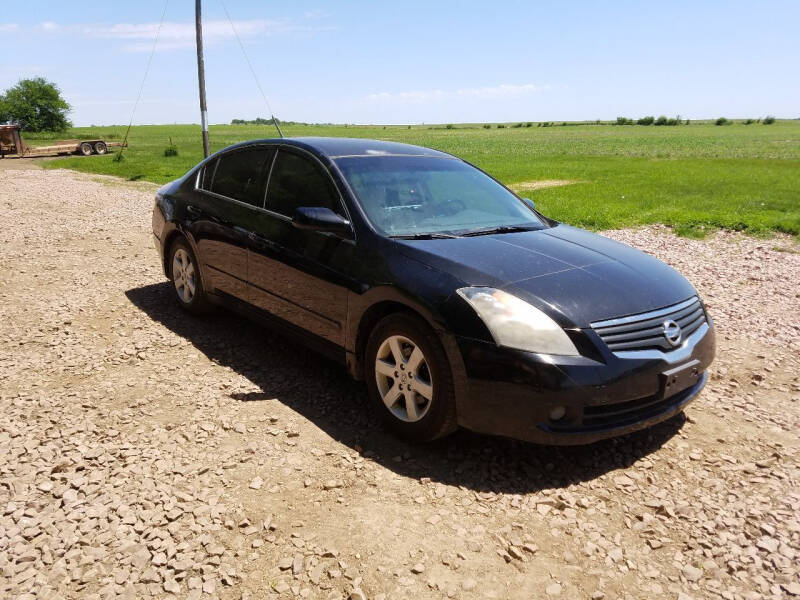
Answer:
[218, 0, 284, 138]
[119, 0, 170, 156]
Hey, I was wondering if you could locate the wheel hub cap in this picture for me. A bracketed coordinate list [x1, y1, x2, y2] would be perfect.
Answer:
[375, 334, 433, 423]
[172, 248, 196, 304]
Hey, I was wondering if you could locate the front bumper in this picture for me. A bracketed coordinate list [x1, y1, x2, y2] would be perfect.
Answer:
[454, 322, 715, 445]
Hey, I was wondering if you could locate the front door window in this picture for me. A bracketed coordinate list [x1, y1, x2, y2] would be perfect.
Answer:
[266, 150, 341, 216]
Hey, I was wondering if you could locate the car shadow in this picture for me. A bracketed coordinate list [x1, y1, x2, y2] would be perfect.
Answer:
[125, 282, 686, 494]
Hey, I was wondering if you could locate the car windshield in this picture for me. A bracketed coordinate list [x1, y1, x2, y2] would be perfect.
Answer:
[334, 156, 546, 237]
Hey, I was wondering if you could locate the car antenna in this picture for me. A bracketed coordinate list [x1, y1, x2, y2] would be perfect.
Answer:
[218, 0, 284, 139]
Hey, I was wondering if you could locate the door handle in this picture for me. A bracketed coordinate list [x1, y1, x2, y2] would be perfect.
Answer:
[188, 205, 229, 226]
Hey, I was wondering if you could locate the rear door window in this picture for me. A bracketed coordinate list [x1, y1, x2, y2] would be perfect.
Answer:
[265, 150, 340, 217]
[211, 147, 274, 208]
[199, 158, 217, 190]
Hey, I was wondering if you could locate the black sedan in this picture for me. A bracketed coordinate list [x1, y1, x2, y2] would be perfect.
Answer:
[152, 137, 715, 444]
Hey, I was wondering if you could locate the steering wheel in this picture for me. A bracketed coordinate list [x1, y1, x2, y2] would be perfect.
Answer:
[436, 197, 467, 216]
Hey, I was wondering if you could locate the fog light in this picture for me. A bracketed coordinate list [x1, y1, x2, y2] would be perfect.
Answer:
[549, 406, 566, 421]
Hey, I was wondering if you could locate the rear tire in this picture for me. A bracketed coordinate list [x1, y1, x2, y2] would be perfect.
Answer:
[365, 312, 457, 442]
[93, 141, 107, 155]
[168, 238, 211, 314]
[79, 142, 93, 156]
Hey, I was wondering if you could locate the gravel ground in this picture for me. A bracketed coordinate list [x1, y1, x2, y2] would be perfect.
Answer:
[1, 167, 799, 600]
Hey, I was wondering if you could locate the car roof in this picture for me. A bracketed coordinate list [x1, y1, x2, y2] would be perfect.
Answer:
[240, 137, 454, 159]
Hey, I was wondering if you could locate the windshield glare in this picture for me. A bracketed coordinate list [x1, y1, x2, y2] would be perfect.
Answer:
[334, 156, 545, 237]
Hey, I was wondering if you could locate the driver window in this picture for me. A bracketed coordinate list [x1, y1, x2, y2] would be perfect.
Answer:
[266, 150, 340, 217]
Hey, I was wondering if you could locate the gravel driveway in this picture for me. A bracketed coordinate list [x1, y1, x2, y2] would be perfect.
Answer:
[1, 167, 799, 600]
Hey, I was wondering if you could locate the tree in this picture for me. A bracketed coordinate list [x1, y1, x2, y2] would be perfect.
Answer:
[0, 77, 72, 132]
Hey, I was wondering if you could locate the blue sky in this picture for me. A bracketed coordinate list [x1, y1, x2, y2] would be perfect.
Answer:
[1, 1, 798, 126]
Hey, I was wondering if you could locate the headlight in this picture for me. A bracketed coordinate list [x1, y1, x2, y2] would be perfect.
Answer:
[456, 287, 579, 356]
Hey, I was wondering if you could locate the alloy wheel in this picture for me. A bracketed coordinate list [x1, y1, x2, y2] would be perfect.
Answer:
[172, 248, 196, 304]
[375, 334, 434, 422]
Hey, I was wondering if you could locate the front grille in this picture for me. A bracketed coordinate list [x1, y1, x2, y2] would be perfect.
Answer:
[583, 393, 678, 429]
[591, 296, 706, 352]
[548, 373, 706, 433]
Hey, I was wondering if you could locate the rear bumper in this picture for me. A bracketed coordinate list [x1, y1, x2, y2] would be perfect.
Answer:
[454, 322, 715, 445]
[152, 201, 169, 276]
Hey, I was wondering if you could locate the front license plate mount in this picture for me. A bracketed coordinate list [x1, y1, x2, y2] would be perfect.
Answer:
[660, 359, 701, 400]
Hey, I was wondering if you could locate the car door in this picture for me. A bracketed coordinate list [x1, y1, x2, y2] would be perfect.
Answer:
[188, 146, 273, 302]
[246, 147, 354, 347]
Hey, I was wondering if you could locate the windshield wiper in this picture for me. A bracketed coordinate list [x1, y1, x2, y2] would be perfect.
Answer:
[460, 225, 539, 237]
[391, 232, 461, 240]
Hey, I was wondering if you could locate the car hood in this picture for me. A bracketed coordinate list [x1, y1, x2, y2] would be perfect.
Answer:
[394, 224, 697, 327]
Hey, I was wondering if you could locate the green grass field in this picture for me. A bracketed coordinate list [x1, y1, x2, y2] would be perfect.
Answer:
[33, 120, 800, 237]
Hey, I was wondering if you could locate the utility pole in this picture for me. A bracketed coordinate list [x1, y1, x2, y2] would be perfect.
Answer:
[195, 0, 210, 158]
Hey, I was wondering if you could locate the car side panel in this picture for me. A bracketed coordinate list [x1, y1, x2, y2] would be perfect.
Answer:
[182, 190, 254, 300]
[153, 189, 216, 291]
[247, 211, 354, 347]
[344, 281, 472, 422]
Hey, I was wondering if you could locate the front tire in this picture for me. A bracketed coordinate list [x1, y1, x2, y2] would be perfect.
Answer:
[365, 313, 457, 442]
[168, 238, 210, 314]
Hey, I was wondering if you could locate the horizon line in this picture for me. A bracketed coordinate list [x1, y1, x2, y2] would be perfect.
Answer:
[68, 116, 799, 128]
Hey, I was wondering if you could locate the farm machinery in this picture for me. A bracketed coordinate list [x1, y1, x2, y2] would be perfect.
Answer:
[0, 124, 125, 158]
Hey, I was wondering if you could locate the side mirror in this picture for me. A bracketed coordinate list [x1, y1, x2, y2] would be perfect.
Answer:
[292, 207, 351, 237]
[521, 197, 536, 211]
